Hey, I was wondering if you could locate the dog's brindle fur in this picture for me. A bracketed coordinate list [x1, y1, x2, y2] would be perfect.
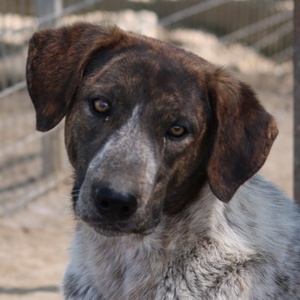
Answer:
[26, 23, 300, 299]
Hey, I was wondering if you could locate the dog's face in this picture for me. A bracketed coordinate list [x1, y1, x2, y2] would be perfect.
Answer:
[64, 50, 213, 235]
[26, 23, 278, 236]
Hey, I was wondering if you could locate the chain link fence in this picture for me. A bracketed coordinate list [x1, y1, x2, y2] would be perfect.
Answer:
[0, 0, 294, 216]
[0, 0, 105, 216]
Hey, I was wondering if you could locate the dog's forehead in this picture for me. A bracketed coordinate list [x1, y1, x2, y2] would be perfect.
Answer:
[81, 37, 209, 111]
[85, 32, 210, 81]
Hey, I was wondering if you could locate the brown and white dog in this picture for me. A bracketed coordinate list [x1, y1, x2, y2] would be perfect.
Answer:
[26, 23, 300, 299]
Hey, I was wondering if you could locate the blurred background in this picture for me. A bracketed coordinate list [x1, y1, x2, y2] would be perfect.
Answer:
[0, 0, 295, 299]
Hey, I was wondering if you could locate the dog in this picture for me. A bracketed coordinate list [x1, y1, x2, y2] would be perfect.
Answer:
[26, 23, 300, 299]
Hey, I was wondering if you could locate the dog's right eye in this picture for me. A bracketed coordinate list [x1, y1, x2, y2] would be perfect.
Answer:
[93, 99, 110, 113]
[167, 125, 188, 139]
[168, 125, 186, 138]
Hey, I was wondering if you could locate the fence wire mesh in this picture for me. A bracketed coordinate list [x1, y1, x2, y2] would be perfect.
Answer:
[0, 0, 294, 216]
[0, 0, 104, 216]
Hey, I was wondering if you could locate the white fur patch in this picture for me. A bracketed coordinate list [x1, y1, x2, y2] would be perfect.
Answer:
[65, 175, 300, 299]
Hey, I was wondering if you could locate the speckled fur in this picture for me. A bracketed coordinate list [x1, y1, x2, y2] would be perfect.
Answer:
[26, 23, 300, 299]
[64, 178, 300, 299]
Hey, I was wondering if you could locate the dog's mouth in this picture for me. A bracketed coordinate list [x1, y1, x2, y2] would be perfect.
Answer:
[77, 207, 161, 237]
[84, 219, 158, 237]
[89, 223, 156, 237]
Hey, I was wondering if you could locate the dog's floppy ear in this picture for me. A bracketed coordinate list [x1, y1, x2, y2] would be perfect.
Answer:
[207, 69, 278, 202]
[26, 23, 122, 131]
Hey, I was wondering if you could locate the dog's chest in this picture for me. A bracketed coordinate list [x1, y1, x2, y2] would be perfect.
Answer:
[66, 228, 255, 300]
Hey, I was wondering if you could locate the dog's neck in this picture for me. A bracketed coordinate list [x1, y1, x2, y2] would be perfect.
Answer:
[65, 179, 298, 299]
[65, 179, 278, 299]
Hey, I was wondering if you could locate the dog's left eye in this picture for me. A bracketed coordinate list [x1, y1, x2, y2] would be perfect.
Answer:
[167, 125, 187, 138]
[93, 99, 110, 113]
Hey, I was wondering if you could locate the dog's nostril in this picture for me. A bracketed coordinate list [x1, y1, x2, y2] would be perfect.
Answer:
[120, 206, 130, 213]
[98, 199, 110, 211]
[94, 186, 138, 220]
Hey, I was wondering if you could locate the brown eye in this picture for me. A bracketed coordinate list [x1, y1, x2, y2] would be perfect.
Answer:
[94, 99, 110, 113]
[168, 125, 186, 138]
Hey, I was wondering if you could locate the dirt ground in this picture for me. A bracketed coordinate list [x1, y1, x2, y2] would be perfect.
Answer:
[0, 181, 73, 300]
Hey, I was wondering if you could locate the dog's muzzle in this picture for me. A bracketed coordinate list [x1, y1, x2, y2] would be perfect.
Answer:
[93, 186, 138, 220]
[76, 109, 160, 234]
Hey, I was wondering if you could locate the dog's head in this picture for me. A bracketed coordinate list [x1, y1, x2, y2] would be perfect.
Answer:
[27, 23, 278, 235]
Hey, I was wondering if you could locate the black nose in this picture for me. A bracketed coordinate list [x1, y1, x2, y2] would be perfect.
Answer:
[94, 186, 138, 220]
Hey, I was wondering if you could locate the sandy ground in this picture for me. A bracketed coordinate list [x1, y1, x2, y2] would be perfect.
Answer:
[0, 181, 73, 300]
